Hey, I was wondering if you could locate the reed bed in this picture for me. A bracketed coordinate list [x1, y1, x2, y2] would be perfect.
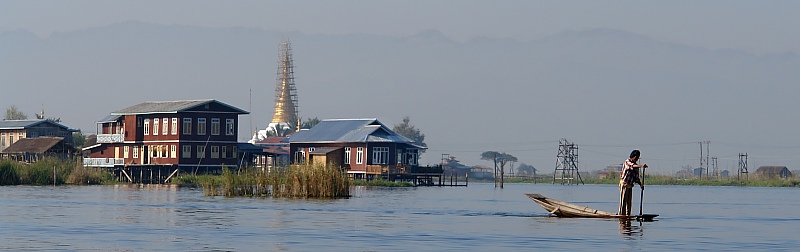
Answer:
[182, 164, 350, 198]
[0, 158, 114, 185]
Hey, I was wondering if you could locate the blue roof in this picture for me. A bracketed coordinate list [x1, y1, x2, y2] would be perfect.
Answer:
[285, 118, 418, 145]
[0, 119, 77, 132]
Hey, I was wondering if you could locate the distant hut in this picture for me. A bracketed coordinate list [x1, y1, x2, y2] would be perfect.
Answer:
[0, 136, 76, 162]
[755, 166, 792, 179]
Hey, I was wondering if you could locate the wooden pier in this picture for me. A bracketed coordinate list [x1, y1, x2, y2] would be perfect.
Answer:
[108, 165, 225, 184]
[385, 165, 468, 187]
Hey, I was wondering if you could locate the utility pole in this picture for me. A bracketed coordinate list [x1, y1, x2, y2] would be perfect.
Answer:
[699, 141, 710, 179]
[711, 157, 718, 179]
[553, 138, 583, 185]
[738, 153, 749, 181]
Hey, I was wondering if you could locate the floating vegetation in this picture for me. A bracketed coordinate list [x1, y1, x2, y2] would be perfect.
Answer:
[176, 164, 350, 198]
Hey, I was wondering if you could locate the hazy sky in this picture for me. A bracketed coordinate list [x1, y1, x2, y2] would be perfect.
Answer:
[3, 0, 800, 173]
[3, 0, 799, 54]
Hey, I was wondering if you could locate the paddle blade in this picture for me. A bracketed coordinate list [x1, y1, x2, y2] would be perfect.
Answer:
[636, 214, 659, 222]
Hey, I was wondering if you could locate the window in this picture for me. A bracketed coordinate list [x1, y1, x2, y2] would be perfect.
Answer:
[197, 118, 206, 135]
[372, 147, 389, 164]
[294, 150, 306, 164]
[211, 118, 220, 135]
[182, 145, 191, 158]
[137, 117, 143, 127]
[183, 118, 192, 135]
[162, 118, 168, 135]
[133, 146, 139, 158]
[211, 146, 219, 158]
[144, 119, 150, 135]
[197, 145, 206, 158]
[221, 146, 236, 159]
[344, 147, 351, 164]
[408, 149, 418, 165]
[124, 146, 129, 158]
[153, 118, 159, 135]
[171, 118, 178, 135]
[151, 146, 158, 158]
[161, 145, 168, 158]
[225, 119, 235, 135]
[397, 150, 403, 164]
[1, 135, 5, 149]
[170, 145, 176, 158]
[356, 147, 363, 164]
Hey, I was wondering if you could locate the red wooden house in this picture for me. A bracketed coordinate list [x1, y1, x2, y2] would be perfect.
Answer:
[83, 100, 248, 174]
[284, 118, 426, 180]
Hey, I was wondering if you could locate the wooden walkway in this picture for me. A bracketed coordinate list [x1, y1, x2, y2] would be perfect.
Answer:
[387, 173, 468, 187]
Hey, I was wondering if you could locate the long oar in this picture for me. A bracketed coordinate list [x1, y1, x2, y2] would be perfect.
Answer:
[636, 167, 658, 221]
[639, 166, 645, 217]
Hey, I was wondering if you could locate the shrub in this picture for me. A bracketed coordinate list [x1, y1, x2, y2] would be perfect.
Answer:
[0, 160, 20, 185]
[67, 167, 115, 185]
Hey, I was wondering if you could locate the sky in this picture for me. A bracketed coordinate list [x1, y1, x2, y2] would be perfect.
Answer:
[2, 0, 799, 54]
[3, 0, 800, 174]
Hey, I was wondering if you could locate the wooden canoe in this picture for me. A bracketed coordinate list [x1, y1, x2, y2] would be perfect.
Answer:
[525, 193, 635, 218]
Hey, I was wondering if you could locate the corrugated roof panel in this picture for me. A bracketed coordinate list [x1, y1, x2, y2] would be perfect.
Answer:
[113, 100, 210, 114]
[0, 120, 76, 132]
[287, 119, 375, 142]
[286, 118, 416, 144]
[1, 136, 66, 153]
[0, 120, 39, 129]
[111, 99, 248, 115]
[96, 114, 122, 123]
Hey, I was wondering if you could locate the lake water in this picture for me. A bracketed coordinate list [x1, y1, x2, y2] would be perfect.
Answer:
[1, 183, 798, 251]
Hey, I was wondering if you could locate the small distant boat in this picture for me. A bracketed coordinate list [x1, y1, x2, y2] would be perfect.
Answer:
[525, 193, 658, 220]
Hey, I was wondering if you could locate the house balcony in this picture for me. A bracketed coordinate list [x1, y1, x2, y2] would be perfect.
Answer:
[83, 157, 124, 167]
[97, 134, 124, 143]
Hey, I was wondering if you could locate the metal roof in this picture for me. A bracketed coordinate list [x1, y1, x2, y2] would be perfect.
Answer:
[96, 114, 122, 123]
[285, 118, 417, 144]
[309, 147, 341, 154]
[0, 119, 77, 132]
[111, 99, 248, 115]
[1, 136, 70, 154]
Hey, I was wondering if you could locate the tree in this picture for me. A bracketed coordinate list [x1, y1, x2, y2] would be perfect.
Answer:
[300, 117, 321, 129]
[5, 105, 27, 120]
[72, 131, 87, 149]
[480, 151, 517, 188]
[267, 115, 300, 137]
[35, 111, 61, 123]
[392, 116, 426, 147]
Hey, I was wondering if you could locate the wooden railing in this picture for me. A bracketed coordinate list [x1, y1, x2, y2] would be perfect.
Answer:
[83, 158, 124, 167]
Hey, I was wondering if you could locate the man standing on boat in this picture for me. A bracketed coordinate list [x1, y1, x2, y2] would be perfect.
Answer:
[619, 149, 648, 216]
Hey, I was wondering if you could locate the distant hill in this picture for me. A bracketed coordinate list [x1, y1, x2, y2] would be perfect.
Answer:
[2, 21, 799, 170]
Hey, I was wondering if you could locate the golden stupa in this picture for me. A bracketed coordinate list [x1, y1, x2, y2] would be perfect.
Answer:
[270, 40, 298, 125]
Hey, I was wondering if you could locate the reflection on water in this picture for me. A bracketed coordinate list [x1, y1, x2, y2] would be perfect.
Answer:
[0, 184, 799, 251]
[618, 219, 643, 237]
